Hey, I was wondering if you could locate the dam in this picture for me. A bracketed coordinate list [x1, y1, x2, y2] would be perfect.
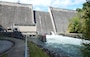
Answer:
[0, 1, 89, 57]
[0, 1, 76, 36]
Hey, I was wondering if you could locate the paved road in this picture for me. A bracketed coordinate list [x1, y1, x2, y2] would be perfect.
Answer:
[4, 37, 25, 57]
[0, 40, 13, 54]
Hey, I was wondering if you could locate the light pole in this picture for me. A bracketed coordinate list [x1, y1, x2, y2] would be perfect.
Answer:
[25, 33, 28, 57]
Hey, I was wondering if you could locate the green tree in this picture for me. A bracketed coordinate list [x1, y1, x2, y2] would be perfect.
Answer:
[68, 15, 82, 33]
[68, 2, 90, 57]
[82, 2, 90, 39]
[80, 2, 90, 57]
[81, 43, 90, 57]
[76, 8, 82, 12]
[68, 7, 83, 33]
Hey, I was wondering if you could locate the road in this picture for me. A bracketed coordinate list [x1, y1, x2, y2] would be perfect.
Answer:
[4, 37, 25, 57]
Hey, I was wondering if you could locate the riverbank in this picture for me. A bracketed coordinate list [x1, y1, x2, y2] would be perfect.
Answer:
[59, 33, 83, 39]
[28, 41, 49, 57]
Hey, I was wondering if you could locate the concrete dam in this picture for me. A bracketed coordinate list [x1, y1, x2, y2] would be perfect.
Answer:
[0, 2, 76, 35]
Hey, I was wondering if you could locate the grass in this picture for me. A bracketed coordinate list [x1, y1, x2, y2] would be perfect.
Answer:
[1, 54, 7, 57]
[28, 41, 49, 57]
[0, 35, 4, 39]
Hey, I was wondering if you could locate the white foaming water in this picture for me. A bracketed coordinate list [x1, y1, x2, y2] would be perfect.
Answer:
[46, 35, 90, 46]
[45, 35, 90, 57]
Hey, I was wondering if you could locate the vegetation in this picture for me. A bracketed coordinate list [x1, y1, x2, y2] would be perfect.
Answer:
[0, 35, 4, 39]
[28, 41, 49, 57]
[68, 2, 90, 57]
[68, 2, 90, 39]
[81, 43, 90, 57]
[82, 2, 90, 39]
[68, 15, 82, 33]
[68, 6, 83, 33]
[80, 2, 90, 57]
[1, 54, 7, 57]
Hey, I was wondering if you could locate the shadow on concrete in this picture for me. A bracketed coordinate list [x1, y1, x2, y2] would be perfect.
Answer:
[0, 25, 25, 40]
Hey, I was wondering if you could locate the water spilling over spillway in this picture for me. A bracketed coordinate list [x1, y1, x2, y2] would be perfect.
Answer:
[45, 35, 90, 57]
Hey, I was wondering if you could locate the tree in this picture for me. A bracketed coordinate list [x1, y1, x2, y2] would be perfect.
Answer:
[68, 2, 90, 57]
[68, 15, 82, 33]
[82, 2, 90, 39]
[81, 43, 90, 57]
[68, 8, 83, 33]
[76, 8, 82, 12]
[80, 2, 90, 57]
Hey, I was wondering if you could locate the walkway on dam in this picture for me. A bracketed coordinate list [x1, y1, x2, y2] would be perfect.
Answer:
[1, 37, 25, 57]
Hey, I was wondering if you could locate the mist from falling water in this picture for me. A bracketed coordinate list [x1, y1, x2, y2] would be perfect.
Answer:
[45, 35, 90, 57]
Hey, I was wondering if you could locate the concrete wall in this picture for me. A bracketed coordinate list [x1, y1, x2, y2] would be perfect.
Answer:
[14, 26, 36, 32]
[49, 7, 76, 33]
[0, 2, 34, 29]
[0, 2, 77, 34]
[34, 11, 54, 34]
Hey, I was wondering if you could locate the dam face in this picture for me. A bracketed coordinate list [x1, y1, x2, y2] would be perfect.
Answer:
[34, 11, 54, 34]
[49, 7, 76, 33]
[0, 2, 76, 34]
[0, 2, 34, 29]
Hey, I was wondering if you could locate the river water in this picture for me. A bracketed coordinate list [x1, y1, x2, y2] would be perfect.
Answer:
[44, 35, 90, 57]
[29, 35, 90, 57]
